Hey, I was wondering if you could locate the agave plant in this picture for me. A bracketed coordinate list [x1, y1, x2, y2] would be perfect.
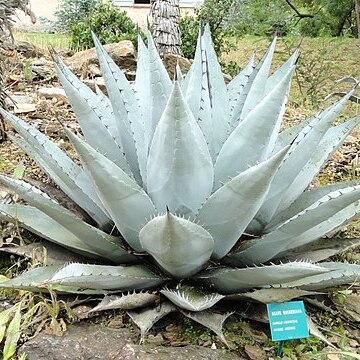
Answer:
[0, 25, 360, 340]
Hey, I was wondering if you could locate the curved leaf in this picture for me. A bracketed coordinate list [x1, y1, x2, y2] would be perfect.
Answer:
[147, 31, 172, 148]
[197, 147, 288, 259]
[274, 115, 360, 217]
[0, 109, 109, 226]
[92, 33, 145, 185]
[197, 262, 328, 294]
[230, 36, 277, 126]
[214, 67, 294, 187]
[49, 263, 167, 291]
[53, 54, 131, 174]
[0, 176, 128, 263]
[139, 211, 214, 279]
[269, 178, 360, 230]
[161, 285, 224, 311]
[66, 130, 156, 252]
[0, 204, 135, 263]
[231, 185, 360, 266]
[147, 81, 213, 216]
[228, 52, 255, 116]
[254, 93, 353, 228]
[279, 262, 360, 290]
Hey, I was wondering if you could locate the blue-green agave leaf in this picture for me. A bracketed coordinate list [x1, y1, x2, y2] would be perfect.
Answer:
[265, 47, 299, 93]
[127, 303, 176, 343]
[161, 285, 224, 311]
[0, 265, 114, 294]
[134, 35, 151, 164]
[180, 310, 232, 347]
[0, 110, 109, 226]
[92, 33, 145, 186]
[53, 54, 132, 174]
[66, 130, 156, 252]
[197, 147, 289, 259]
[0, 265, 63, 292]
[89, 292, 158, 312]
[176, 63, 184, 85]
[202, 23, 230, 154]
[139, 211, 214, 279]
[279, 262, 360, 290]
[278, 238, 360, 263]
[197, 262, 328, 294]
[214, 67, 294, 188]
[268, 178, 360, 231]
[94, 83, 113, 112]
[230, 36, 277, 127]
[272, 115, 314, 154]
[147, 31, 172, 149]
[0, 176, 130, 263]
[274, 116, 360, 218]
[231, 185, 360, 266]
[228, 52, 255, 116]
[49, 263, 167, 291]
[253, 92, 353, 229]
[0, 204, 134, 262]
[229, 288, 321, 304]
[185, 28, 214, 158]
[147, 81, 213, 216]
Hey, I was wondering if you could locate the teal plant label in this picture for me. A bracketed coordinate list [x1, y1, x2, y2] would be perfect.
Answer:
[267, 301, 309, 341]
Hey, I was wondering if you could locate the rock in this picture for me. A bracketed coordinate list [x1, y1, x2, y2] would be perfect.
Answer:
[13, 103, 37, 114]
[163, 53, 192, 79]
[83, 77, 107, 93]
[37, 88, 67, 102]
[1, 41, 43, 58]
[20, 323, 244, 360]
[30, 64, 56, 81]
[244, 344, 267, 360]
[66, 41, 137, 80]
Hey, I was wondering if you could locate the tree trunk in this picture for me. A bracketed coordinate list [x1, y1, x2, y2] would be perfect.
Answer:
[356, 0, 360, 39]
[150, 0, 182, 57]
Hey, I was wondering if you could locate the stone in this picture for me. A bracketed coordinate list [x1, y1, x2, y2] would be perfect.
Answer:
[83, 77, 107, 93]
[163, 53, 192, 79]
[244, 344, 267, 360]
[37, 88, 67, 102]
[66, 41, 137, 80]
[13, 103, 37, 114]
[19, 323, 245, 360]
[1, 41, 43, 58]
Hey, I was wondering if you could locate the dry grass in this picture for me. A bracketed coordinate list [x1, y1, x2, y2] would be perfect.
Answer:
[12, 29, 71, 50]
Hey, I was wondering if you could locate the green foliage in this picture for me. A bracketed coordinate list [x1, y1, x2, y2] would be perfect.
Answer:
[180, 0, 235, 59]
[54, 0, 98, 33]
[70, 2, 140, 50]
[228, 0, 357, 37]
[229, 0, 292, 36]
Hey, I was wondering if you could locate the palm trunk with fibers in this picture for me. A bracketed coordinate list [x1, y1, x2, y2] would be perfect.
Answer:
[150, 0, 182, 57]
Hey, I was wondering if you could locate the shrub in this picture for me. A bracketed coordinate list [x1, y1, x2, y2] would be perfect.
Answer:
[70, 2, 140, 50]
[54, 0, 98, 33]
[180, 0, 234, 59]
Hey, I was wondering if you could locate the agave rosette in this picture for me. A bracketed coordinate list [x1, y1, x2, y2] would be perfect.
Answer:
[0, 25, 360, 329]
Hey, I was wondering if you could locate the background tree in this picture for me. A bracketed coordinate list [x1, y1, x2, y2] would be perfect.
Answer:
[150, 0, 182, 56]
[227, 0, 358, 37]
[355, 0, 360, 38]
